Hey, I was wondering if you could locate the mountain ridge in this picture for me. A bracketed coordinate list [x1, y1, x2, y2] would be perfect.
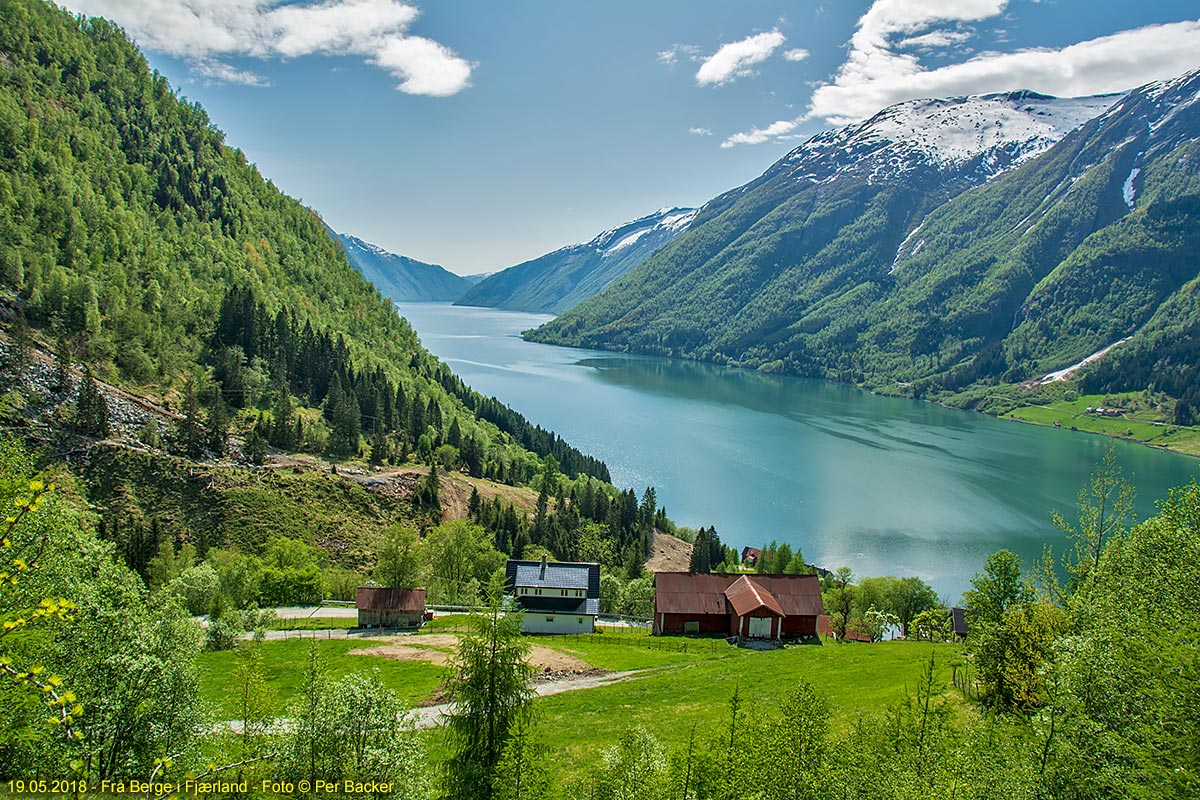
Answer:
[335, 231, 475, 302]
[456, 206, 697, 314]
[526, 71, 1200, 418]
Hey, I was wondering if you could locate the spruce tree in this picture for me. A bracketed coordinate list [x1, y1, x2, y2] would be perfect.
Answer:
[75, 366, 110, 437]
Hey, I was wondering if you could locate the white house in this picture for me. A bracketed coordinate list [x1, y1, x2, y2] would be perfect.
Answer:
[504, 557, 600, 634]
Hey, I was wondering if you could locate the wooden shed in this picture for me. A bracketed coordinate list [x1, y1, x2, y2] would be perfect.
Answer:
[653, 572, 824, 639]
[355, 587, 426, 629]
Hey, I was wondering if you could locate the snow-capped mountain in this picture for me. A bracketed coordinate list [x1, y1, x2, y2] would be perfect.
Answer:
[769, 90, 1119, 187]
[528, 68, 1200, 414]
[455, 206, 697, 315]
[335, 232, 474, 303]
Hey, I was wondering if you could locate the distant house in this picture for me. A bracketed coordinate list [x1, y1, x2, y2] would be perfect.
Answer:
[949, 607, 969, 639]
[653, 572, 824, 639]
[356, 587, 426, 628]
[505, 557, 600, 634]
[740, 547, 762, 566]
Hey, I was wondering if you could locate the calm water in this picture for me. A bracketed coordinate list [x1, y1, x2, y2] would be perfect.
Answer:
[398, 302, 1199, 600]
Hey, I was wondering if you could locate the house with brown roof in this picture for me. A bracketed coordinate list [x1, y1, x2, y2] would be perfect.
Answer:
[653, 572, 824, 639]
[356, 587, 427, 629]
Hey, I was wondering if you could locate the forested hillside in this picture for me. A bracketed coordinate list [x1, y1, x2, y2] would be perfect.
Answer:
[0, 0, 692, 596]
[528, 73, 1200, 416]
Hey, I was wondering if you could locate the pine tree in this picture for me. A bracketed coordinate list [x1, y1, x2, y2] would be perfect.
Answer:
[75, 366, 110, 437]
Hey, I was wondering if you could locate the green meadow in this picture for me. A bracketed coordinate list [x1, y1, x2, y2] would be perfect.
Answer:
[198, 627, 964, 783]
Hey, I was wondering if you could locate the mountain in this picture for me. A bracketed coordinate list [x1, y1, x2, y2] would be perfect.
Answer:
[336, 231, 475, 302]
[456, 206, 697, 314]
[527, 74, 1200, 411]
[0, 0, 614, 551]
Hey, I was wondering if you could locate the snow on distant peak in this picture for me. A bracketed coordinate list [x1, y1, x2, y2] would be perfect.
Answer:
[780, 90, 1119, 185]
[574, 207, 698, 255]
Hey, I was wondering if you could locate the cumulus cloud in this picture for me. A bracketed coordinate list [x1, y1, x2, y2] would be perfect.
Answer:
[720, 119, 798, 149]
[721, 0, 1200, 147]
[782, 48, 811, 62]
[695, 29, 786, 86]
[689, 127, 712, 136]
[62, 0, 472, 96]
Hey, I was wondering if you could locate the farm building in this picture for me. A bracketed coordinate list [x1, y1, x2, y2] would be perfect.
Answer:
[505, 557, 600, 634]
[356, 587, 426, 628]
[653, 572, 824, 639]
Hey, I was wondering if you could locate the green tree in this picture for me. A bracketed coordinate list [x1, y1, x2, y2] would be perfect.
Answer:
[442, 575, 536, 799]
[373, 524, 420, 588]
[74, 366, 109, 438]
[1052, 442, 1135, 595]
[422, 520, 504, 606]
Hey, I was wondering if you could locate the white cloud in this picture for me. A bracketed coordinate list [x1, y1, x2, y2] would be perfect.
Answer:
[658, 43, 700, 67]
[782, 48, 811, 62]
[62, 0, 472, 96]
[721, 0, 1200, 147]
[689, 127, 712, 136]
[696, 29, 786, 86]
[810, 19, 1200, 125]
[194, 59, 269, 86]
[720, 119, 798, 149]
[896, 30, 973, 49]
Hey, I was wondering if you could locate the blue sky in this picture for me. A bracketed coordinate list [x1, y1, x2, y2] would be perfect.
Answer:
[65, 1, 1200, 274]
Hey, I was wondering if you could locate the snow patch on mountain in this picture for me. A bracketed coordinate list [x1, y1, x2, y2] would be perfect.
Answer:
[780, 90, 1119, 186]
[589, 208, 698, 256]
[1122, 166, 1141, 208]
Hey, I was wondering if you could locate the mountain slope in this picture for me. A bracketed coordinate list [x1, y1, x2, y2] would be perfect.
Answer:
[456, 207, 697, 314]
[0, 0, 609, 489]
[336, 231, 474, 302]
[527, 76, 1200, 411]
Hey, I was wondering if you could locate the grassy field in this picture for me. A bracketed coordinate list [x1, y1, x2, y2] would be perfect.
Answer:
[1004, 392, 1200, 456]
[196, 627, 966, 789]
[196, 637, 448, 719]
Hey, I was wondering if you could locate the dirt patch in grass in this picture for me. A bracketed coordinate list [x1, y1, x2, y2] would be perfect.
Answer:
[350, 634, 596, 674]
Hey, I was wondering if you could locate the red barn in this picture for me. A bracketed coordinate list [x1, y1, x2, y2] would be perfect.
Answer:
[653, 572, 824, 639]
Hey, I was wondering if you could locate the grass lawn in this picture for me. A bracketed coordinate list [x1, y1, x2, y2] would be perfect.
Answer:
[196, 637, 448, 719]
[197, 625, 966, 790]
[1004, 392, 1200, 456]
[528, 638, 964, 783]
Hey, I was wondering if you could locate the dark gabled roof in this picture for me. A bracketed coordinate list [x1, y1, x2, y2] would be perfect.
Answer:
[505, 560, 601, 598]
[654, 572, 824, 617]
[356, 587, 426, 612]
[514, 596, 600, 615]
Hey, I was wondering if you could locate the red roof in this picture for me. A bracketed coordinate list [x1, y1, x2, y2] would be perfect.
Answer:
[654, 572, 823, 617]
[724, 575, 785, 617]
[356, 587, 426, 612]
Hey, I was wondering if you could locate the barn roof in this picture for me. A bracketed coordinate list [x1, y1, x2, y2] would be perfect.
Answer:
[724, 575, 785, 617]
[505, 560, 601, 598]
[356, 587, 426, 612]
[654, 572, 823, 617]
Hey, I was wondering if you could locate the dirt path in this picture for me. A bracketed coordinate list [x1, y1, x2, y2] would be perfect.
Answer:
[217, 669, 650, 734]
[404, 670, 647, 729]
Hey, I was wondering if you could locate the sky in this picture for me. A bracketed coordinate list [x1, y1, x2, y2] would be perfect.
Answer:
[62, 1, 1200, 275]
